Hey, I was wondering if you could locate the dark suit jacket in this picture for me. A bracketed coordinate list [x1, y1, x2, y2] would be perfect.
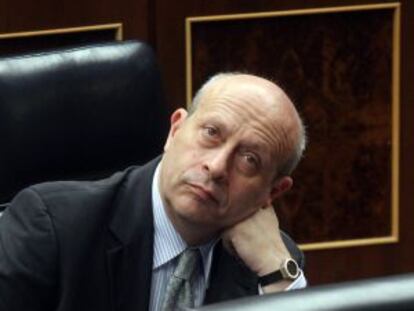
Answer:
[0, 157, 304, 311]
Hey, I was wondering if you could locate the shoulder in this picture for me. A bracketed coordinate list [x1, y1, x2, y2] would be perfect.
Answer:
[31, 168, 132, 203]
[8, 166, 139, 222]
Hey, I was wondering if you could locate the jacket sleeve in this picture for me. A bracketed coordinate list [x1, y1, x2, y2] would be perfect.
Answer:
[0, 188, 58, 311]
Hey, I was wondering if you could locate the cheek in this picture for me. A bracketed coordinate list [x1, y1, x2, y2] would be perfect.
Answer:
[166, 144, 200, 184]
[177, 143, 204, 170]
[174, 132, 200, 157]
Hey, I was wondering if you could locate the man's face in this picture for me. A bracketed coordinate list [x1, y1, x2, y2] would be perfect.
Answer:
[160, 80, 293, 237]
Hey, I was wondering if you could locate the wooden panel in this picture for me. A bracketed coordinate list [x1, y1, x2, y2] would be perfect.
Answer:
[187, 4, 400, 251]
[0, 24, 122, 57]
[0, 0, 149, 41]
[155, 0, 401, 110]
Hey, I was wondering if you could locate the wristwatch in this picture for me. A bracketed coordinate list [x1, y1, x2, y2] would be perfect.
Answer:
[258, 258, 300, 286]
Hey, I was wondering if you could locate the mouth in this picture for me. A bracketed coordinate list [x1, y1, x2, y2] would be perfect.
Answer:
[187, 183, 220, 206]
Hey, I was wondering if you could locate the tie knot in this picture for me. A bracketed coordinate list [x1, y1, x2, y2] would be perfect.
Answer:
[174, 248, 200, 281]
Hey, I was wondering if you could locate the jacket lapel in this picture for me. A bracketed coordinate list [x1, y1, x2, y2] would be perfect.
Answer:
[106, 157, 161, 311]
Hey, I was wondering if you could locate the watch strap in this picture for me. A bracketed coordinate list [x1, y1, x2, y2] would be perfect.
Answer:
[258, 270, 284, 286]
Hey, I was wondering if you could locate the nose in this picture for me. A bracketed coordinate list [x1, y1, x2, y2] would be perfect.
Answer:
[202, 147, 230, 183]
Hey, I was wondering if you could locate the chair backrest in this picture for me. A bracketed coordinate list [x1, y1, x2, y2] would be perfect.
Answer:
[0, 40, 169, 203]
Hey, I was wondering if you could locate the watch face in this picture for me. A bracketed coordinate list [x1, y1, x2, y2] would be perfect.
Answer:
[286, 259, 299, 277]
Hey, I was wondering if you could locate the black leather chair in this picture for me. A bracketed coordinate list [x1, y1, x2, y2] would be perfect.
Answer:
[0, 40, 169, 206]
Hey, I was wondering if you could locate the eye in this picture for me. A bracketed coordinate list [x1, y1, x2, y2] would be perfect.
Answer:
[202, 125, 219, 138]
[243, 153, 258, 166]
[206, 127, 217, 136]
[238, 152, 260, 174]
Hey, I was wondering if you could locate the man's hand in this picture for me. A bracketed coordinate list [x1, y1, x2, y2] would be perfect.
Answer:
[222, 205, 294, 292]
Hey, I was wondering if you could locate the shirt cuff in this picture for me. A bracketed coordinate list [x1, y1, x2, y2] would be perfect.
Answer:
[258, 270, 307, 294]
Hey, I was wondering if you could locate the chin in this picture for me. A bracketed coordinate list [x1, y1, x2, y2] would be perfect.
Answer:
[175, 202, 220, 226]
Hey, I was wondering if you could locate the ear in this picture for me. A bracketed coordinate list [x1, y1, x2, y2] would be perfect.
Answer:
[266, 176, 293, 205]
[164, 108, 188, 151]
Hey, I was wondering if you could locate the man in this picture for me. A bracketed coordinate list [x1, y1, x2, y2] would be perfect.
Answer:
[0, 73, 307, 311]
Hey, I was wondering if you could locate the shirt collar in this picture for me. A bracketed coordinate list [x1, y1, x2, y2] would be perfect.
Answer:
[151, 162, 218, 284]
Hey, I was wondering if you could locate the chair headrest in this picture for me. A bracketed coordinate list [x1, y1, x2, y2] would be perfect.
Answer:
[0, 40, 169, 202]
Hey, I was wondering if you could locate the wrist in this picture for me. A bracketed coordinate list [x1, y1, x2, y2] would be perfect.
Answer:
[258, 258, 300, 287]
[257, 255, 291, 277]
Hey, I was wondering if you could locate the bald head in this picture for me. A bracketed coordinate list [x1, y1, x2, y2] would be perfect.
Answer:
[190, 73, 306, 177]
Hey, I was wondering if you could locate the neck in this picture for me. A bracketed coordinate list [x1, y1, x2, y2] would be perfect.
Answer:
[164, 200, 219, 246]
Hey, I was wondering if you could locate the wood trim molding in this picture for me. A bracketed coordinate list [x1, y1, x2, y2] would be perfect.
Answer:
[0, 23, 123, 41]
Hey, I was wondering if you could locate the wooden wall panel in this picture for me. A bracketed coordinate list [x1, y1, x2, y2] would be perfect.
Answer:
[155, 0, 401, 110]
[0, 0, 149, 51]
[187, 4, 398, 249]
[0, 24, 122, 57]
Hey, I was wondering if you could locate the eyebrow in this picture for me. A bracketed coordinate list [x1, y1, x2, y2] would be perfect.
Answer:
[241, 142, 265, 153]
[199, 115, 231, 135]
[239, 141, 271, 161]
